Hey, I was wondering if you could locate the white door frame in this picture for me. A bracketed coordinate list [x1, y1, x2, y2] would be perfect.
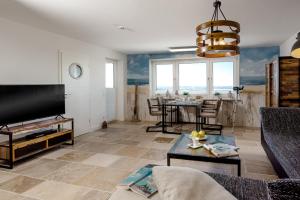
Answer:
[58, 50, 91, 135]
[105, 58, 118, 122]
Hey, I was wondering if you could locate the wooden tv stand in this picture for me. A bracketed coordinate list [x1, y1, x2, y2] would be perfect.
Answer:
[0, 117, 74, 169]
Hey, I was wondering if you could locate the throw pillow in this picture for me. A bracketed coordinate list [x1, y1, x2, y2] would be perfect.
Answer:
[153, 166, 237, 200]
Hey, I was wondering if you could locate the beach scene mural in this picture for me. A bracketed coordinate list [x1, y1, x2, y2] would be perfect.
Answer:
[127, 54, 150, 85]
[127, 47, 279, 86]
[126, 47, 279, 126]
[127, 52, 195, 85]
[240, 46, 279, 85]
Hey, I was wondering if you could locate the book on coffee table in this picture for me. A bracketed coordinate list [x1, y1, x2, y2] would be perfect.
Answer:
[204, 143, 239, 158]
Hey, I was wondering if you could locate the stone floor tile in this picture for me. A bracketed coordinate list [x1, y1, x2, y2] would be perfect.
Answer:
[76, 142, 127, 154]
[23, 181, 99, 200]
[0, 175, 43, 194]
[82, 153, 122, 167]
[13, 159, 68, 178]
[141, 149, 167, 161]
[153, 137, 174, 143]
[42, 162, 96, 184]
[57, 151, 96, 162]
[73, 167, 130, 192]
[114, 146, 150, 158]
[0, 190, 27, 200]
[0, 171, 18, 184]
[108, 156, 141, 171]
[41, 148, 74, 159]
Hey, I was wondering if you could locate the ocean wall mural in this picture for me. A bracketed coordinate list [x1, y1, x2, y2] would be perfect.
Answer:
[240, 46, 279, 85]
[127, 54, 150, 85]
[127, 46, 279, 86]
[127, 52, 195, 85]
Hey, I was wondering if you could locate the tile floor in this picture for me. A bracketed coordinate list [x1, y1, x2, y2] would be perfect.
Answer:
[0, 122, 278, 200]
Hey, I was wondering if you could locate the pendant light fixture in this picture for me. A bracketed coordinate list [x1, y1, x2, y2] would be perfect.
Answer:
[291, 32, 300, 58]
[196, 0, 240, 58]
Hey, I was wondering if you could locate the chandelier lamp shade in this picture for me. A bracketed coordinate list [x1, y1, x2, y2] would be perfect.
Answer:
[196, 0, 240, 58]
[291, 32, 300, 58]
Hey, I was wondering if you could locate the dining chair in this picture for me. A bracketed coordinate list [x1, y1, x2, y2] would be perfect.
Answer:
[146, 97, 177, 132]
[199, 99, 223, 134]
[146, 97, 165, 132]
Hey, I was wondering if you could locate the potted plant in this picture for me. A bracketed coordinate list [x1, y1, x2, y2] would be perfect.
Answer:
[214, 92, 221, 99]
[183, 92, 190, 101]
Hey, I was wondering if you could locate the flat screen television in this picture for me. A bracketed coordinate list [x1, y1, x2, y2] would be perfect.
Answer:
[0, 85, 65, 126]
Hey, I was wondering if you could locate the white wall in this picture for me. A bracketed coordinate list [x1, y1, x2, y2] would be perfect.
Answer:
[280, 31, 300, 56]
[0, 18, 126, 131]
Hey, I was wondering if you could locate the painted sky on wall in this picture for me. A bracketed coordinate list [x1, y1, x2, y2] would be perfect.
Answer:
[240, 46, 279, 85]
[127, 54, 150, 85]
[127, 47, 279, 85]
[127, 52, 194, 85]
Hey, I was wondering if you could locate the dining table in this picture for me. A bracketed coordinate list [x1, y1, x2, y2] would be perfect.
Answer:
[161, 100, 202, 134]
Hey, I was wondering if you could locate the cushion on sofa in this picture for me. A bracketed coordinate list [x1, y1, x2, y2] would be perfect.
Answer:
[153, 166, 237, 200]
[267, 179, 300, 200]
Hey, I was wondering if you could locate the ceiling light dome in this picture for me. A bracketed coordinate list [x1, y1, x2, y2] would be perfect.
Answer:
[291, 32, 300, 58]
[196, 0, 240, 58]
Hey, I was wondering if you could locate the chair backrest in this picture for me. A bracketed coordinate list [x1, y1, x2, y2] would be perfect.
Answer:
[147, 97, 161, 115]
[201, 99, 222, 117]
[202, 99, 218, 108]
[215, 99, 222, 115]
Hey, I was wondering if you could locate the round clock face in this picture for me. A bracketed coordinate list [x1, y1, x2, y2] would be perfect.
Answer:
[69, 63, 83, 79]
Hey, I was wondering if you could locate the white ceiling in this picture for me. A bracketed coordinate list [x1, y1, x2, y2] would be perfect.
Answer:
[0, 0, 299, 54]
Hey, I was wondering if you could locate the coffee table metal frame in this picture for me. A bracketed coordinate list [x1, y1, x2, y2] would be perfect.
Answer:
[167, 134, 241, 176]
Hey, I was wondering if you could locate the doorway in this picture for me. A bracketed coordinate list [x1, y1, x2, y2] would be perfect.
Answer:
[105, 59, 117, 122]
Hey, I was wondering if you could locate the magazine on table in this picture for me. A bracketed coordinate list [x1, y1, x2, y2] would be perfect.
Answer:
[204, 143, 239, 158]
[118, 164, 158, 198]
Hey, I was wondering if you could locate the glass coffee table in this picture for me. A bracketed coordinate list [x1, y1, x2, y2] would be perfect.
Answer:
[167, 133, 241, 176]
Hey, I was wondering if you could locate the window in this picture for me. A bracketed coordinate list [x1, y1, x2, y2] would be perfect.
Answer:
[155, 64, 173, 93]
[179, 63, 207, 93]
[151, 57, 238, 96]
[213, 62, 234, 93]
[105, 62, 114, 88]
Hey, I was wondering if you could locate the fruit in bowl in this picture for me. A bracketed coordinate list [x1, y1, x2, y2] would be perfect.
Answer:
[191, 130, 199, 138]
[190, 130, 206, 139]
[198, 130, 206, 138]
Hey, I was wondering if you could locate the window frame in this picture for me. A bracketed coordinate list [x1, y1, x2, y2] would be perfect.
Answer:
[150, 56, 239, 97]
[151, 60, 175, 94]
[105, 59, 116, 89]
[177, 59, 209, 95]
[210, 57, 239, 95]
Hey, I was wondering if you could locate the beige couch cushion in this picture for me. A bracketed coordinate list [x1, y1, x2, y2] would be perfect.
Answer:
[109, 189, 160, 200]
[153, 166, 237, 200]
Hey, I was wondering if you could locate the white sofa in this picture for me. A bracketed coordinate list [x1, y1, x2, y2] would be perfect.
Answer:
[108, 189, 160, 200]
[108, 166, 237, 200]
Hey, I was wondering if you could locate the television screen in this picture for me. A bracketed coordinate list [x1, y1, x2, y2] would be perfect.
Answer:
[0, 85, 65, 126]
